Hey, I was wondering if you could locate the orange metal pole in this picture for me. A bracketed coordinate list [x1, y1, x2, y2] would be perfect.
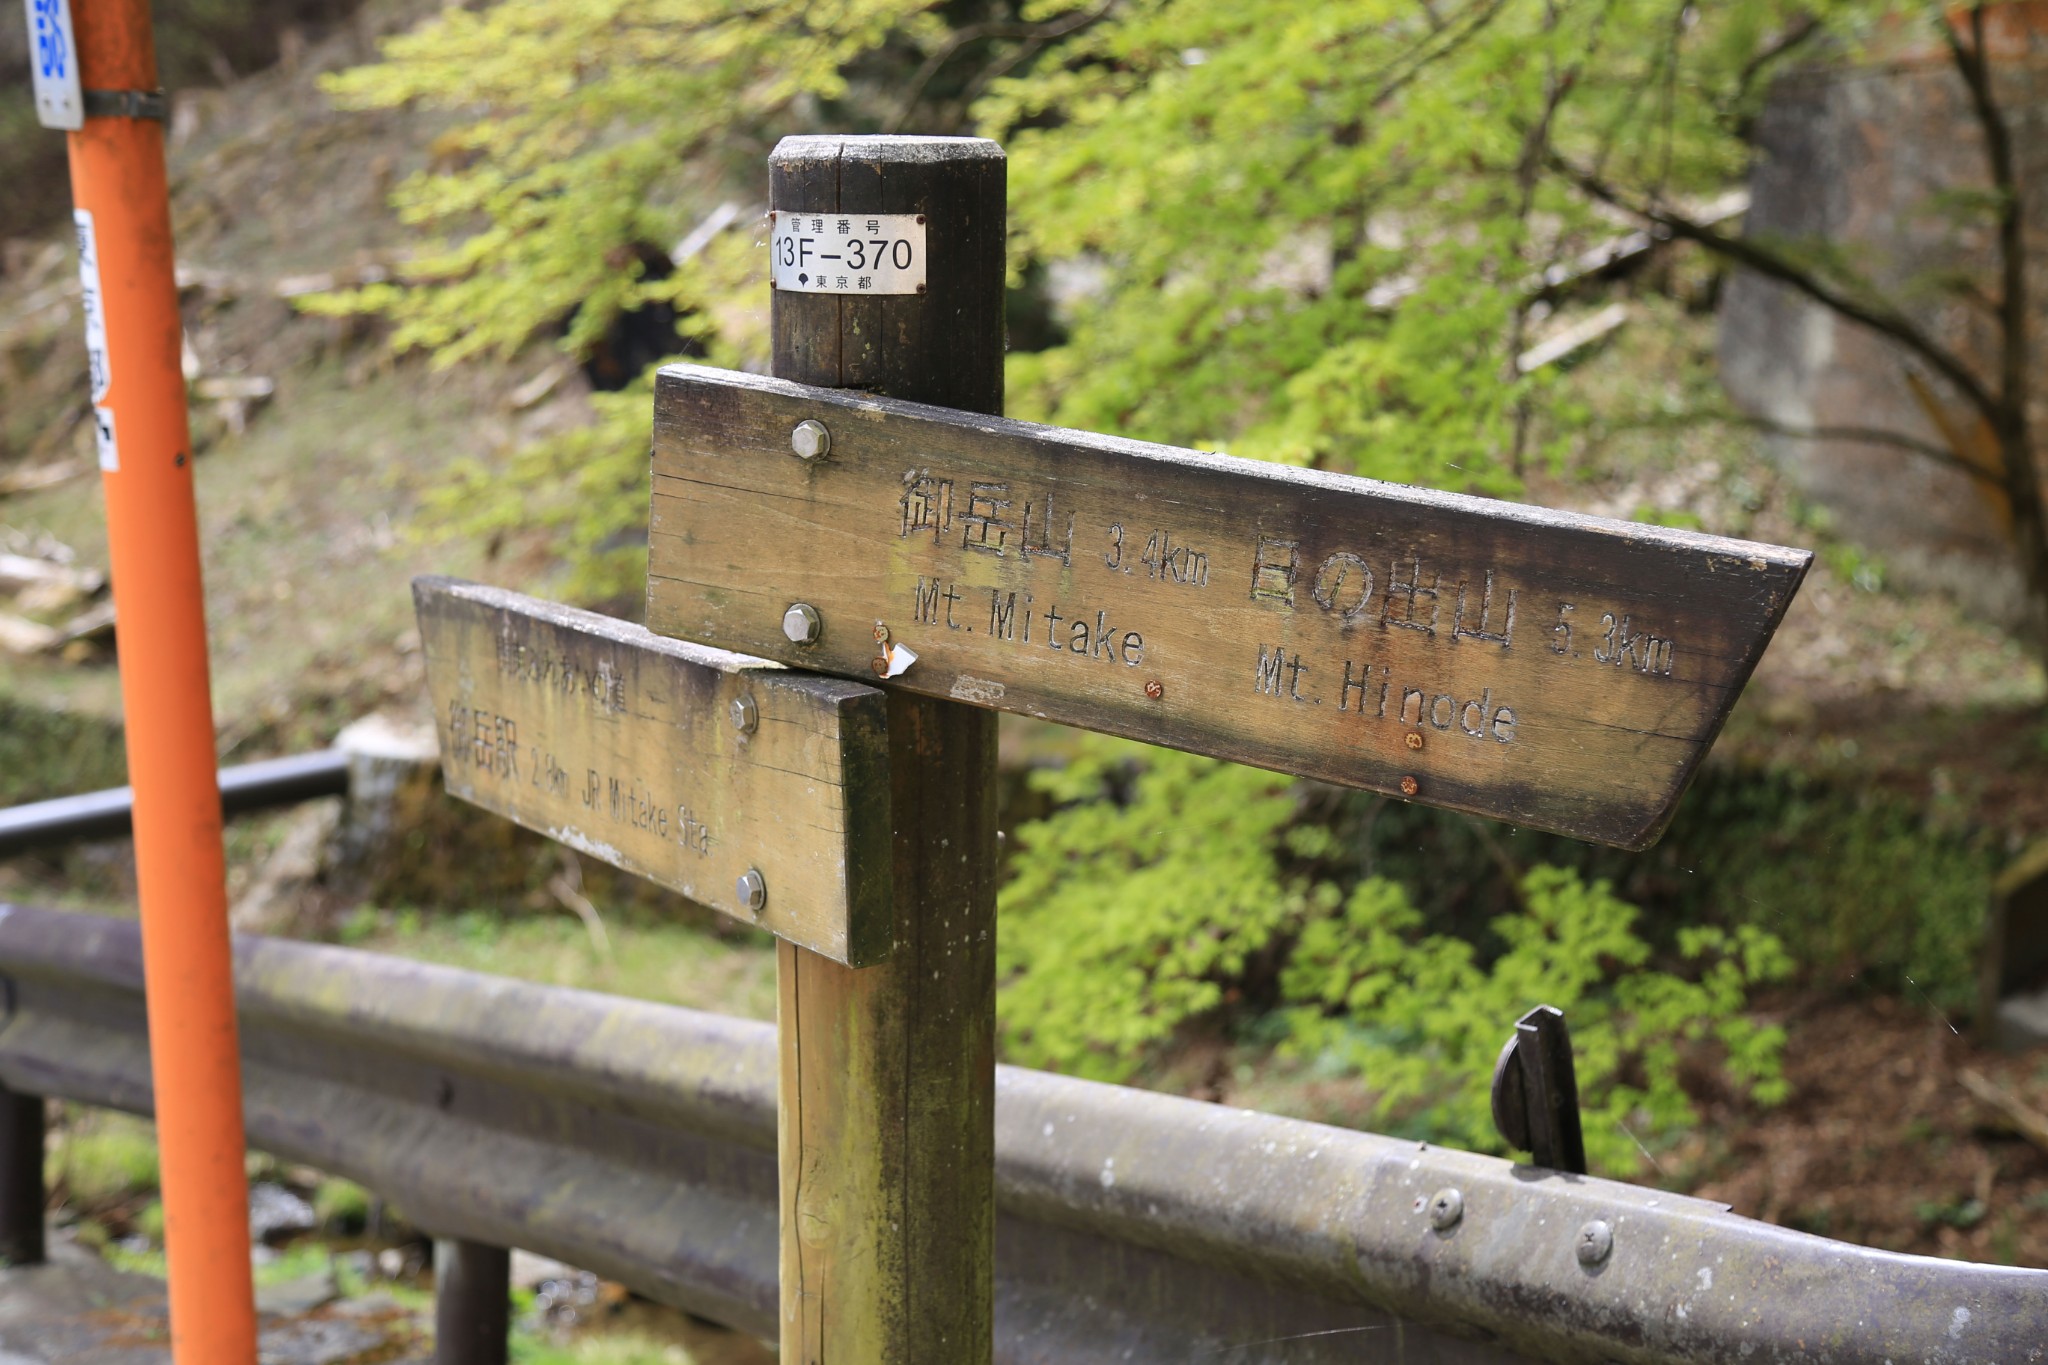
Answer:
[63, 1, 258, 1359]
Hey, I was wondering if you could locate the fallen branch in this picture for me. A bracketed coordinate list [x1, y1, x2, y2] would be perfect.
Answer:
[1958, 1067, 2048, 1155]
[0, 457, 91, 496]
[1516, 302, 1629, 374]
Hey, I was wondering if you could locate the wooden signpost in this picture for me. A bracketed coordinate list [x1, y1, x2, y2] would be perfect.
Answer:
[648, 374, 1808, 851]
[414, 577, 892, 965]
[416, 133, 1810, 1365]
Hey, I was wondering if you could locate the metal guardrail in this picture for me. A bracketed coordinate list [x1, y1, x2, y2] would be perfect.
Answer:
[0, 750, 351, 856]
[1, 904, 2041, 1363]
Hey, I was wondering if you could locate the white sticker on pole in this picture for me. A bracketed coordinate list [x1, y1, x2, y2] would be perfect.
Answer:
[92, 405, 117, 472]
[25, 0, 84, 131]
[74, 209, 110, 402]
[770, 212, 926, 295]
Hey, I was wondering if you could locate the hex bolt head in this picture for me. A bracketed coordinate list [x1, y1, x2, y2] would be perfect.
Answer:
[1426, 1187, 1464, 1231]
[1576, 1219, 1613, 1267]
[791, 419, 831, 461]
[736, 868, 767, 914]
[730, 694, 758, 735]
[782, 603, 822, 645]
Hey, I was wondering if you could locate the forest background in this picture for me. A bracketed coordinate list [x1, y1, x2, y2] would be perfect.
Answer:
[4, 0, 2048, 1323]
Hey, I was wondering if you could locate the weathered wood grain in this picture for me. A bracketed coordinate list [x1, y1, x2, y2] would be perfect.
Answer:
[414, 576, 892, 966]
[758, 134, 1002, 1365]
[648, 367, 1810, 849]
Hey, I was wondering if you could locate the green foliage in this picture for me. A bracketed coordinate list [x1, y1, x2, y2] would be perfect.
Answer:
[0, 694, 127, 805]
[420, 379, 681, 600]
[313, 1177, 373, 1233]
[1301, 762, 1997, 1018]
[513, 1335, 696, 1365]
[998, 737, 1313, 1078]
[1000, 743, 1792, 1171]
[47, 1110, 160, 1210]
[315, 0, 940, 593]
[322, 0, 1939, 590]
[1277, 869, 1790, 1169]
[981, 0, 1905, 477]
[317, 0, 933, 370]
[1646, 767, 1992, 1012]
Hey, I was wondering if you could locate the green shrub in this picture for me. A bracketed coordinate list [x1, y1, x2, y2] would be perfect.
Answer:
[512, 1335, 696, 1365]
[998, 739, 1311, 1080]
[1278, 868, 1790, 1169]
[0, 696, 127, 806]
[48, 1111, 159, 1210]
[998, 742, 1793, 1173]
[313, 1177, 372, 1233]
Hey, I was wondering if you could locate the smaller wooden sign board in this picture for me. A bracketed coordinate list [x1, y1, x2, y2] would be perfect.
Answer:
[648, 365, 1811, 850]
[414, 577, 893, 966]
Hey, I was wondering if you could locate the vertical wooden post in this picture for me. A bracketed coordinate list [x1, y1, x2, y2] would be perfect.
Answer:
[769, 135, 1005, 1365]
[0, 1084, 45, 1266]
[432, 1238, 510, 1365]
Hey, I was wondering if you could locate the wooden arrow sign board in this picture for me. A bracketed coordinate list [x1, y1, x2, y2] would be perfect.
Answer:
[647, 366, 1811, 850]
[414, 577, 892, 966]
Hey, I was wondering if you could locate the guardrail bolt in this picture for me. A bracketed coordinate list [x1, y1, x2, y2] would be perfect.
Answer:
[731, 694, 759, 735]
[791, 419, 831, 460]
[1575, 1219, 1612, 1267]
[1426, 1187, 1464, 1231]
[737, 868, 767, 914]
[782, 603, 822, 645]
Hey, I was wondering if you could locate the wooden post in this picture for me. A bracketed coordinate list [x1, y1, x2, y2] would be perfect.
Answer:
[768, 135, 1004, 1365]
[0, 1084, 45, 1266]
[432, 1238, 509, 1365]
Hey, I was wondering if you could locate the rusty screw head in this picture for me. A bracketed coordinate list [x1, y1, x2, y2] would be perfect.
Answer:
[1575, 1220, 1613, 1267]
[1399, 776, 1419, 797]
[1405, 731, 1424, 751]
[730, 694, 758, 735]
[1144, 679, 1164, 700]
[791, 419, 831, 460]
[782, 603, 822, 645]
[1426, 1187, 1464, 1231]
[736, 868, 767, 915]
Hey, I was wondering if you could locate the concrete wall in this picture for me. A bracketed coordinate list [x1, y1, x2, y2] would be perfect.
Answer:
[1719, 8, 2048, 629]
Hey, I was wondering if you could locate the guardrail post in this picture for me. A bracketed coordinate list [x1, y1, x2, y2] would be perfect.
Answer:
[0, 1083, 45, 1266]
[768, 135, 1005, 1365]
[432, 1237, 509, 1365]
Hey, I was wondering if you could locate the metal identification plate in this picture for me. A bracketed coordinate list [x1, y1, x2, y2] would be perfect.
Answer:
[770, 211, 926, 295]
[25, 0, 83, 130]
[414, 577, 895, 966]
[649, 365, 1812, 851]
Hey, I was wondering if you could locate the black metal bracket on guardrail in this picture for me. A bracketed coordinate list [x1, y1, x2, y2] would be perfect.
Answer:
[1491, 1004, 1587, 1176]
[0, 750, 351, 858]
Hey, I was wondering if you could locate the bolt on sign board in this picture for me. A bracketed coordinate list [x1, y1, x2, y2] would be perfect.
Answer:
[647, 366, 1811, 851]
[414, 577, 893, 966]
